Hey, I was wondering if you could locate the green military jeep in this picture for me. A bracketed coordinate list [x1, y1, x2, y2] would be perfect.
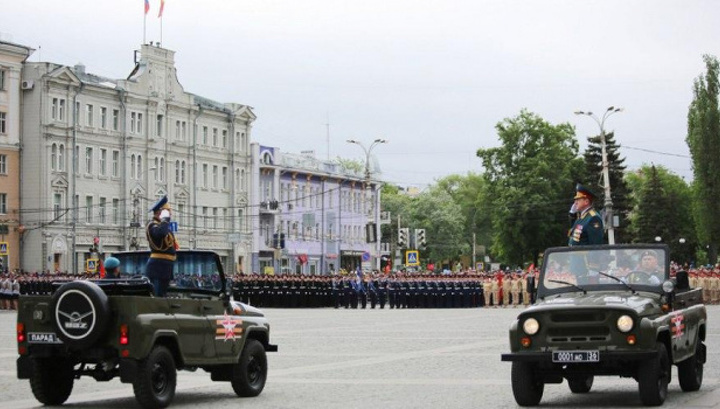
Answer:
[16, 250, 277, 409]
[502, 244, 706, 406]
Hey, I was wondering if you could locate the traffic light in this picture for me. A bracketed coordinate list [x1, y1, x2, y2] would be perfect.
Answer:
[415, 229, 426, 249]
[398, 228, 409, 248]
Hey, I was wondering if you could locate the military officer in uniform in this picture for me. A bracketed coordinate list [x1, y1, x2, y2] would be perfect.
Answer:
[146, 195, 178, 296]
[568, 184, 604, 246]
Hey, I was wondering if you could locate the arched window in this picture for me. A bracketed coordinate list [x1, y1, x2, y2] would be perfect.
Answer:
[137, 155, 143, 179]
[130, 155, 136, 179]
[58, 144, 65, 171]
[159, 158, 165, 182]
[51, 144, 57, 171]
[181, 160, 186, 184]
[175, 160, 180, 183]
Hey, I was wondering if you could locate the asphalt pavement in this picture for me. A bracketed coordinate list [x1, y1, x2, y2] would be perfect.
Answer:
[2, 305, 720, 408]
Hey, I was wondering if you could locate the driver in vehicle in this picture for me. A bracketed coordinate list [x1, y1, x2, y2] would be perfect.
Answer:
[626, 250, 663, 285]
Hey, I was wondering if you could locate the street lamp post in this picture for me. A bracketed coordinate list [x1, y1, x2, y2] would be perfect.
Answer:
[347, 138, 388, 270]
[574, 107, 623, 245]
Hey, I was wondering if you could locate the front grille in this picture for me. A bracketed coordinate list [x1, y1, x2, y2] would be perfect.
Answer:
[544, 310, 612, 343]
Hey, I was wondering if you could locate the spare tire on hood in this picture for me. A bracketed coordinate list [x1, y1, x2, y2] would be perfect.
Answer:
[51, 281, 110, 350]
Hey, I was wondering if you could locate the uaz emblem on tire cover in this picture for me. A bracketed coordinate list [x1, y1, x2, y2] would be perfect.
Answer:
[56, 290, 96, 339]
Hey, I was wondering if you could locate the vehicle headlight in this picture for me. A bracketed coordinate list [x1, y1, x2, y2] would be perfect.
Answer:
[617, 315, 634, 333]
[662, 280, 675, 294]
[523, 318, 540, 335]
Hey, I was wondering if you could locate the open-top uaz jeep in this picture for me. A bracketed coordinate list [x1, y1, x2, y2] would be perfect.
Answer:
[16, 250, 277, 409]
[501, 244, 706, 406]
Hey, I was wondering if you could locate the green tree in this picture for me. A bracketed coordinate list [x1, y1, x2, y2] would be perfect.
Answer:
[583, 131, 632, 243]
[686, 55, 720, 264]
[409, 186, 468, 264]
[477, 110, 585, 266]
[625, 165, 696, 264]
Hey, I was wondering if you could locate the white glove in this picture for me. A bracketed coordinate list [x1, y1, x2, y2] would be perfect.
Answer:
[159, 209, 171, 221]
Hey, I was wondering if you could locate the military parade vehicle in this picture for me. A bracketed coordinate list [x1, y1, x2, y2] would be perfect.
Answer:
[502, 244, 706, 406]
[16, 250, 277, 409]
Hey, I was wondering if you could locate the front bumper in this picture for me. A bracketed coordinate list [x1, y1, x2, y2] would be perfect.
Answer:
[502, 350, 658, 379]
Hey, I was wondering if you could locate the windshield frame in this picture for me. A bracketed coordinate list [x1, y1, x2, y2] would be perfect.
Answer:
[537, 244, 670, 298]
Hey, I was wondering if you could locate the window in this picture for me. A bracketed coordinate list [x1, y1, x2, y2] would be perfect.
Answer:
[75, 101, 80, 122]
[222, 167, 228, 189]
[0, 112, 6, 134]
[85, 147, 93, 174]
[238, 209, 244, 232]
[136, 155, 142, 179]
[112, 198, 119, 224]
[212, 165, 218, 189]
[212, 207, 218, 229]
[85, 196, 93, 223]
[175, 160, 180, 183]
[176, 120, 181, 139]
[112, 109, 119, 131]
[86, 104, 94, 127]
[181, 160, 186, 184]
[99, 149, 107, 176]
[100, 107, 107, 129]
[130, 155, 136, 179]
[202, 164, 208, 188]
[59, 99, 66, 121]
[51, 145, 57, 171]
[212, 128, 218, 146]
[137, 113, 143, 134]
[74, 145, 79, 174]
[235, 169, 240, 191]
[130, 112, 136, 133]
[54, 193, 62, 220]
[0, 193, 6, 214]
[177, 203, 185, 227]
[52, 98, 59, 120]
[156, 114, 163, 137]
[202, 207, 208, 229]
[181, 121, 186, 140]
[202, 126, 208, 145]
[112, 150, 119, 177]
[0, 70, 4, 90]
[222, 130, 227, 148]
[99, 197, 106, 224]
[58, 143, 65, 171]
[154, 157, 159, 180]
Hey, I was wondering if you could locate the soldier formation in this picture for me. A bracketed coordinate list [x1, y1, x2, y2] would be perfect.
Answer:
[3, 263, 720, 311]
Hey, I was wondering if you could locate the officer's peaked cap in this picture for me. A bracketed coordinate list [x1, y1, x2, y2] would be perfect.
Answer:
[150, 195, 170, 212]
[573, 184, 597, 200]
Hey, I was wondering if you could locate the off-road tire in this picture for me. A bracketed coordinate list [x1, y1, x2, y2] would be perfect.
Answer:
[50, 280, 110, 350]
[133, 346, 177, 409]
[568, 375, 594, 393]
[231, 339, 268, 397]
[678, 341, 705, 392]
[638, 341, 670, 406]
[29, 357, 74, 405]
[511, 361, 544, 406]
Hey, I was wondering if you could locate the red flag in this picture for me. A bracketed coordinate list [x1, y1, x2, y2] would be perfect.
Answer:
[144, 0, 150, 15]
[158, 0, 165, 18]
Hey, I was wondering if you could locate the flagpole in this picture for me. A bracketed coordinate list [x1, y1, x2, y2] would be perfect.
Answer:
[143, 9, 147, 44]
[160, 16, 163, 45]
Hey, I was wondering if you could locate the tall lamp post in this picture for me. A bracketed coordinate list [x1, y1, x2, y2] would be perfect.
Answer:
[347, 138, 388, 270]
[574, 107, 623, 245]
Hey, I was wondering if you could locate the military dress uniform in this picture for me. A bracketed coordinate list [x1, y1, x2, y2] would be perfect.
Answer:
[568, 185, 604, 246]
[145, 196, 178, 297]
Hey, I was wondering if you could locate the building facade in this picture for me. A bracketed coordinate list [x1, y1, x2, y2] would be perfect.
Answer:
[20, 44, 254, 273]
[0, 41, 34, 271]
[250, 145, 388, 275]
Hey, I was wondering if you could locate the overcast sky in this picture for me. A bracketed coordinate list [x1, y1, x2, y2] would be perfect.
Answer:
[4, 1, 717, 187]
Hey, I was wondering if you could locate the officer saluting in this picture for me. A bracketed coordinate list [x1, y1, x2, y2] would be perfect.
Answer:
[146, 195, 178, 296]
[568, 184, 604, 246]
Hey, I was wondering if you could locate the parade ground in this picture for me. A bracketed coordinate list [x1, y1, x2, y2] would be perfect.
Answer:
[2, 306, 720, 408]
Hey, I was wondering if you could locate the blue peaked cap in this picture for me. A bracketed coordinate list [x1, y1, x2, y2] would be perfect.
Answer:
[150, 195, 169, 212]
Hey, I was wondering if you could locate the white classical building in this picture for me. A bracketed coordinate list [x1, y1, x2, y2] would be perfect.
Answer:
[20, 43, 254, 273]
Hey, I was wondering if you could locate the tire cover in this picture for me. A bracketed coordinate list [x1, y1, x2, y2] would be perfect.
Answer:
[51, 281, 110, 349]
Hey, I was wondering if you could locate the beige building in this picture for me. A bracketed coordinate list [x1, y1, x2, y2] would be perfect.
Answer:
[20, 43, 254, 273]
[0, 41, 34, 271]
